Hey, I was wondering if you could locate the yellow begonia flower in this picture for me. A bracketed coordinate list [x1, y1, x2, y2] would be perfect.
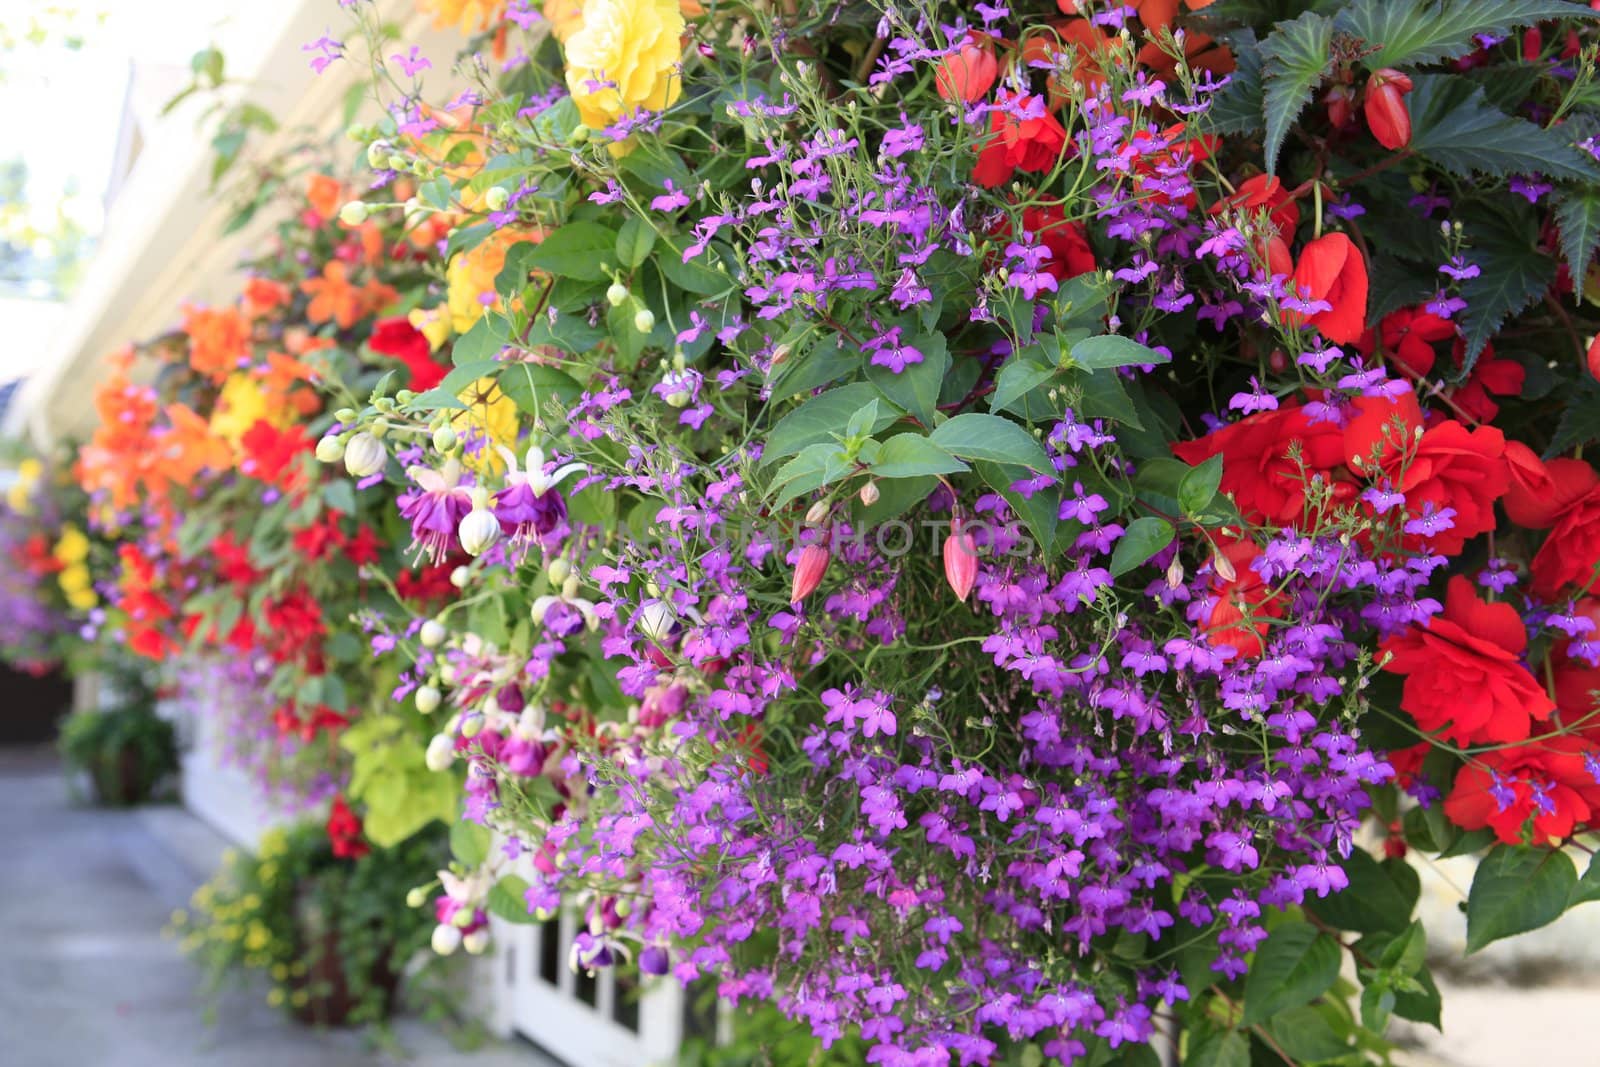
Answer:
[446, 229, 538, 334]
[7, 458, 41, 513]
[452, 377, 521, 474]
[53, 526, 89, 566]
[58, 565, 91, 593]
[564, 0, 685, 156]
[209, 373, 283, 446]
[409, 306, 452, 350]
[67, 587, 98, 611]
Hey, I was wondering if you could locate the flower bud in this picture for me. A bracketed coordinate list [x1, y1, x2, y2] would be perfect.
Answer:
[425, 733, 456, 772]
[335, 407, 358, 422]
[461, 714, 484, 739]
[943, 529, 979, 603]
[459, 505, 501, 557]
[1324, 84, 1354, 129]
[633, 308, 656, 333]
[419, 619, 447, 647]
[547, 557, 571, 586]
[858, 481, 880, 507]
[635, 600, 677, 642]
[432, 923, 463, 955]
[485, 186, 510, 212]
[935, 32, 998, 104]
[450, 565, 471, 588]
[1364, 69, 1414, 150]
[387, 153, 410, 172]
[367, 142, 390, 169]
[804, 500, 831, 526]
[315, 435, 346, 464]
[343, 432, 387, 477]
[463, 928, 490, 955]
[405, 887, 428, 908]
[606, 281, 629, 307]
[338, 200, 369, 226]
[432, 425, 458, 453]
[415, 685, 442, 714]
[570, 124, 590, 144]
[1589, 333, 1600, 383]
[791, 543, 830, 604]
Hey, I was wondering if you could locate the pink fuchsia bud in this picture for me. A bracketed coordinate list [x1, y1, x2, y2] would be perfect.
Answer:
[1364, 68, 1414, 150]
[791, 543, 830, 604]
[935, 31, 999, 104]
[943, 528, 979, 602]
[1324, 84, 1355, 129]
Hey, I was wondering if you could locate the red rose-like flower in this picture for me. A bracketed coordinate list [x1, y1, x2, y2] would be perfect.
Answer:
[1343, 389, 1423, 472]
[369, 316, 448, 392]
[327, 795, 370, 860]
[1362, 306, 1454, 377]
[1502, 443, 1599, 528]
[1391, 419, 1508, 557]
[1553, 599, 1600, 726]
[935, 31, 999, 105]
[1450, 353, 1524, 423]
[1199, 541, 1284, 659]
[1285, 233, 1368, 344]
[1531, 484, 1600, 601]
[973, 92, 1069, 189]
[1020, 204, 1096, 280]
[1379, 576, 1555, 745]
[240, 421, 312, 490]
[1444, 736, 1600, 845]
[1171, 402, 1352, 528]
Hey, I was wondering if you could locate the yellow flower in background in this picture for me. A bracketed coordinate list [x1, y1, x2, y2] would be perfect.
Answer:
[417, 0, 508, 35]
[409, 306, 452, 350]
[58, 565, 90, 593]
[53, 526, 89, 566]
[7, 458, 41, 513]
[564, 0, 685, 152]
[446, 229, 537, 334]
[66, 586, 98, 612]
[209, 373, 282, 446]
[452, 377, 520, 474]
[544, 0, 584, 41]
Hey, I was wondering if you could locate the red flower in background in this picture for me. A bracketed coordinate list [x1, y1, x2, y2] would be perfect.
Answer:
[1361, 306, 1454, 377]
[1531, 484, 1600, 601]
[1171, 401, 1352, 528]
[346, 525, 384, 566]
[1384, 417, 1508, 557]
[240, 421, 312, 490]
[327, 795, 370, 860]
[1198, 541, 1284, 659]
[1445, 736, 1600, 845]
[1364, 68, 1414, 150]
[1451, 352, 1525, 423]
[935, 31, 999, 104]
[369, 316, 448, 392]
[1020, 204, 1097, 281]
[1502, 442, 1599, 528]
[1213, 174, 1299, 238]
[973, 92, 1068, 188]
[1286, 233, 1369, 344]
[1379, 576, 1555, 745]
[396, 558, 463, 603]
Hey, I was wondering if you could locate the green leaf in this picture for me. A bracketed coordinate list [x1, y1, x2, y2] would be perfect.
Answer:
[1409, 74, 1600, 182]
[1306, 850, 1418, 935]
[1549, 379, 1600, 456]
[1571, 852, 1600, 907]
[1259, 11, 1335, 174]
[1178, 455, 1224, 518]
[1555, 186, 1600, 290]
[616, 216, 657, 268]
[929, 413, 1052, 473]
[1186, 1030, 1248, 1067]
[453, 315, 512, 365]
[1393, 965, 1443, 1028]
[1066, 334, 1172, 371]
[974, 461, 1062, 558]
[1109, 517, 1175, 577]
[1360, 984, 1397, 1033]
[1269, 1005, 1351, 1062]
[1378, 921, 1429, 975]
[495, 241, 541, 300]
[1336, 0, 1594, 69]
[1240, 921, 1341, 1026]
[870, 434, 970, 479]
[769, 444, 852, 508]
[417, 360, 502, 402]
[763, 384, 902, 467]
[658, 236, 734, 295]
[450, 820, 492, 868]
[1071, 367, 1145, 429]
[496, 361, 584, 414]
[1455, 211, 1558, 372]
[990, 359, 1055, 415]
[525, 221, 620, 281]
[867, 333, 950, 428]
[322, 479, 356, 516]
[488, 874, 536, 924]
[1207, 29, 1263, 134]
[1466, 844, 1577, 952]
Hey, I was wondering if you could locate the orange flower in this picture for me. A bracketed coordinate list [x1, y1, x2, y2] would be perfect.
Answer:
[182, 305, 251, 381]
[307, 173, 345, 223]
[242, 277, 290, 318]
[155, 404, 233, 487]
[300, 262, 395, 329]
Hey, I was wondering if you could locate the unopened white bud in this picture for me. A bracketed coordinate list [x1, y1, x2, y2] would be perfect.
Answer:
[432, 924, 463, 955]
[635, 600, 676, 642]
[432, 425, 458, 453]
[315, 435, 345, 464]
[459, 506, 501, 557]
[450, 565, 471, 588]
[415, 685, 442, 714]
[484, 186, 510, 212]
[805, 500, 831, 526]
[547, 557, 572, 586]
[338, 201, 368, 226]
[343, 432, 387, 477]
[859, 481, 880, 507]
[607, 281, 629, 307]
[419, 619, 447, 648]
[633, 308, 655, 333]
[425, 733, 456, 772]
[406, 887, 428, 908]
[463, 928, 490, 954]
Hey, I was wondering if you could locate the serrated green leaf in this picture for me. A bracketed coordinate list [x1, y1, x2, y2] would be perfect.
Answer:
[1549, 379, 1600, 456]
[525, 221, 620, 281]
[1378, 921, 1429, 975]
[1207, 29, 1263, 134]
[1336, 0, 1593, 69]
[1466, 844, 1576, 952]
[1456, 212, 1557, 372]
[1409, 74, 1600, 182]
[616, 216, 657, 268]
[1555, 186, 1600, 288]
[453, 315, 513, 365]
[1260, 11, 1335, 174]
[488, 874, 536, 923]
[1109, 516, 1175, 577]
[495, 241, 541, 300]
[763, 384, 902, 467]
[929, 413, 1052, 473]
[659, 236, 734, 295]
[1571, 852, 1600, 907]
[870, 434, 969, 479]
[1241, 921, 1341, 1026]
[1393, 965, 1443, 1028]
